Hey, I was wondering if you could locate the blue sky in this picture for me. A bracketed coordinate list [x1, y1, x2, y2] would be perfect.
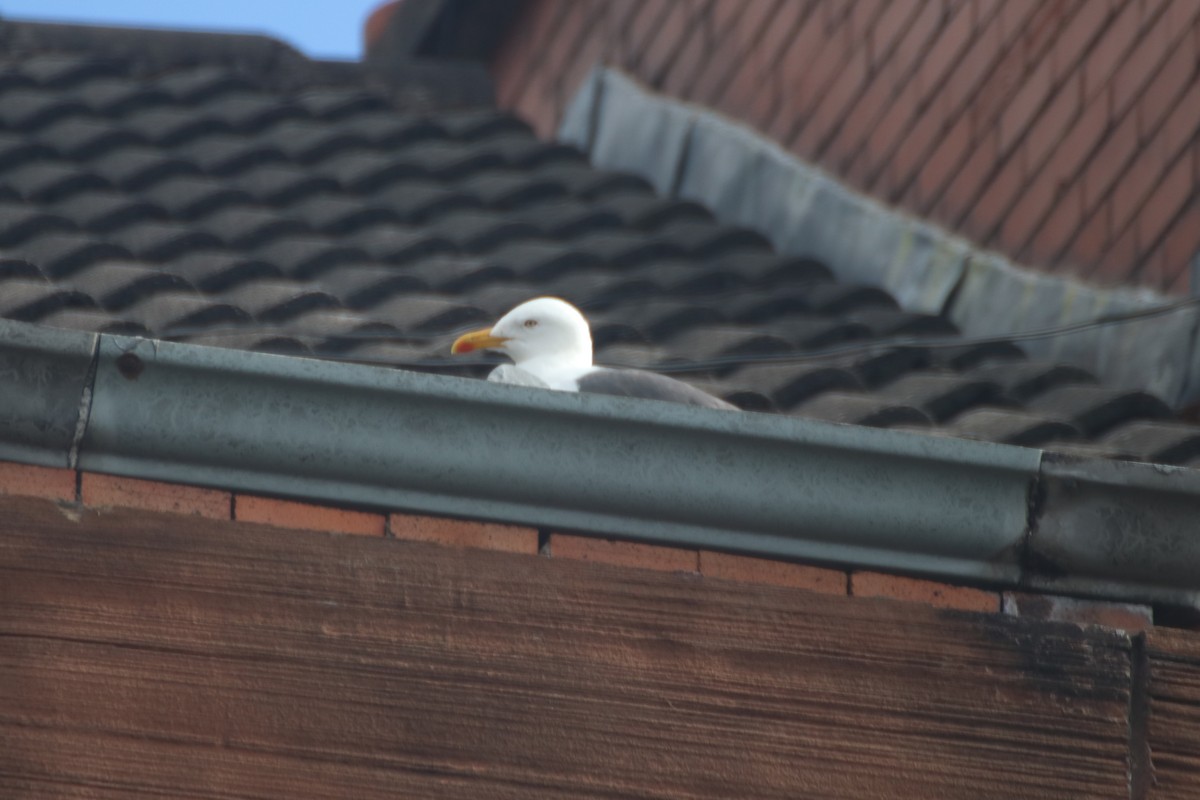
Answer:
[0, 0, 385, 60]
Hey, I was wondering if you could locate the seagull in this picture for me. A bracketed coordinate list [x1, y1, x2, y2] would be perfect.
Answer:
[451, 297, 736, 410]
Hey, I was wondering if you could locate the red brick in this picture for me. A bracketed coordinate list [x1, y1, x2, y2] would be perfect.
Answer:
[832, 69, 901, 169]
[869, 0, 922, 68]
[1090, 223, 1139, 284]
[1049, 0, 1112, 82]
[1039, 93, 1110, 187]
[964, 153, 1025, 238]
[1110, 147, 1168, 237]
[1066, 199, 1115, 269]
[1110, 11, 1173, 118]
[1161, 79, 1200, 161]
[889, 0, 945, 78]
[1082, 0, 1144, 98]
[936, 128, 1000, 224]
[622, 0, 674, 73]
[913, 113, 971, 210]
[1135, 28, 1197, 140]
[882, 104, 943, 200]
[1021, 72, 1082, 169]
[235, 495, 385, 537]
[389, 513, 538, 554]
[1135, 158, 1194, 250]
[912, 2, 973, 101]
[1081, 113, 1139, 210]
[661, 16, 710, 97]
[639, 2, 692, 85]
[806, 48, 870, 158]
[684, 1, 751, 104]
[82, 472, 229, 520]
[1002, 591, 1152, 633]
[539, 1, 593, 96]
[999, 176, 1057, 254]
[1160, 204, 1200, 287]
[550, 534, 698, 573]
[997, 0, 1039, 42]
[940, 12, 1005, 120]
[0, 461, 75, 502]
[999, 59, 1052, 153]
[1026, 183, 1085, 264]
[850, 572, 1000, 613]
[699, 551, 847, 594]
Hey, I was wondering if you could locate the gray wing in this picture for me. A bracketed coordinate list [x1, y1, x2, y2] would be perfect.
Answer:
[576, 368, 737, 410]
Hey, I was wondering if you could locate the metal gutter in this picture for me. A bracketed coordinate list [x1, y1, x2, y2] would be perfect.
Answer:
[2, 318, 1198, 608]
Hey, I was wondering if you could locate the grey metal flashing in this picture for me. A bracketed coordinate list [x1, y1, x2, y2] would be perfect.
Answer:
[3, 319, 1200, 607]
[560, 67, 1200, 408]
[0, 318, 97, 469]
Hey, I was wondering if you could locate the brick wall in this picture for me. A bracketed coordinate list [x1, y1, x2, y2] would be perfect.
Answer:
[492, 0, 1200, 293]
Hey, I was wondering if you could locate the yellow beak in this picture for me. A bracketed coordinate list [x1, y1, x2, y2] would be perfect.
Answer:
[451, 327, 510, 355]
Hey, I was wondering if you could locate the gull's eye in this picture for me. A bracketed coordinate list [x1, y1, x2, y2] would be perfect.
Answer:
[523, 319, 538, 329]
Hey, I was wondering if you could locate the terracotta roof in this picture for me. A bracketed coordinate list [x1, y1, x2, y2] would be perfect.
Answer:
[0, 21, 1197, 464]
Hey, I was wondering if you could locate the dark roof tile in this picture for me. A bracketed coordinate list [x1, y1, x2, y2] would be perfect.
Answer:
[68, 76, 171, 115]
[38, 307, 149, 336]
[1, 161, 109, 202]
[483, 240, 602, 280]
[794, 392, 934, 428]
[454, 169, 568, 209]
[649, 218, 772, 259]
[253, 235, 370, 279]
[320, 264, 429, 308]
[0, 88, 89, 129]
[217, 280, 341, 322]
[1100, 421, 1200, 464]
[370, 179, 483, 223]
[259, 120, 369, 163]
[342, 224, 457, 264]
[285, 195, 399, 234]
[122, 106, 231, 145]
[0, 257, 42, 279]
[227, 164, 340, 204]
[19, 54, 119, 88]
[38, 117, 145, 158]
[0, 132, 56, 169]
[847, 309, 959, 338]
[422, 210, 540, 252]
[966, 361, 1096, 402]
[592, 192, 713, 229]
[313, 150, 424, 192]
[394, 139, 505, 180]
[945, 408, 1081, 447]
[18, 231, 132, 277]
[532, 161, 653, 199]
[0, 202, 76, 245]
[90, 146, 199, 190]
[504, 198, 623, 238]
[161, 251, 281, 291]
[364, 293, 488, 333]
[105, 221, 224, 261]
[0, 277, 95, 320]
[52, 190, 167, 232]
[879, 372, 1009, 422]
[1025, 385, 1173, 435]
[140, 176, 255, 219]
[335, 111, 445, 147]
[198, 92, 306, 132]
[437, 109, 530, 140]
[176, 134, 287, 175]
[153, 64, 253, 103]
[294, 88, 389, 120]
[399, 255, 513, 293]
[196, 206, 309, 247]
[63, 261, 193, 309]
[121, 291, 252, 334]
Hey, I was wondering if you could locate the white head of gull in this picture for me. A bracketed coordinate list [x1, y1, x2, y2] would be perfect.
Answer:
[451, 297, 735, 409]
